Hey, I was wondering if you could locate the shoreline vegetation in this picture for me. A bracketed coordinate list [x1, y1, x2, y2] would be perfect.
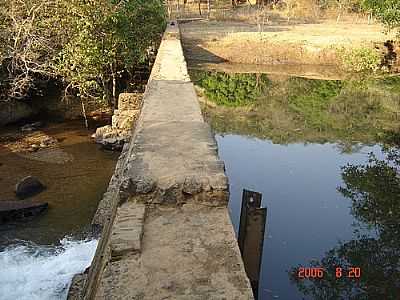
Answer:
[0, 0, 166, 125]
[193, 70, 400, 149]
[175, 0, 400, 150]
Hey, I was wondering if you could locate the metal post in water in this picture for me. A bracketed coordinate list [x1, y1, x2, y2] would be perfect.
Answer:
[238, 189, 267, 299]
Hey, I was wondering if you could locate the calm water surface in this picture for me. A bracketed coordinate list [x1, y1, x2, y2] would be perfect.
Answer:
[217, 135, 384, 299]
[198, 71, 400, 299]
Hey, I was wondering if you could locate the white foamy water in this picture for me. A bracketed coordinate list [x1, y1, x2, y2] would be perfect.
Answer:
[0, 238, 98, 300]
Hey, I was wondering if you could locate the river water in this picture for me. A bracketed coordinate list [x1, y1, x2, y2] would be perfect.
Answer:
[197, 71, 400, 299]
[218, 136, 386, 299]
[0, 121, 118, 300]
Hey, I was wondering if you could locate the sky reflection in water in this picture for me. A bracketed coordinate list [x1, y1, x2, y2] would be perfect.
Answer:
[216, 134, 391, 300]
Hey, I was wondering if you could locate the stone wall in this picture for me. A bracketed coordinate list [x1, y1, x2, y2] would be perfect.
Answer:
[94, 93, 142, 150]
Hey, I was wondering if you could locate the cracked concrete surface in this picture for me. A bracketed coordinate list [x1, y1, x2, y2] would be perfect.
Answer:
[97, 204, 252, 300]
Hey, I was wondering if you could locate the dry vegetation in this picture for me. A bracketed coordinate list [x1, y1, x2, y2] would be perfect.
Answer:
[177, 1, 399, 74]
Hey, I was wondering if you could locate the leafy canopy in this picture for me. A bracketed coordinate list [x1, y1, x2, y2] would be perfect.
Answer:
[0, 0, 166, 102]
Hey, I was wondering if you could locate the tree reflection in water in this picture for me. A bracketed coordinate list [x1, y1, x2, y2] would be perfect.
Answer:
[289, 133, 400, 299]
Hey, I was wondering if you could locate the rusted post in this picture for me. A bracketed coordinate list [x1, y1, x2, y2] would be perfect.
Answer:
[238, 189, 267, 299]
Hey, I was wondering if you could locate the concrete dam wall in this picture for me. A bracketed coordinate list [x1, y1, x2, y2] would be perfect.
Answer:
[68, 22, 253, 300]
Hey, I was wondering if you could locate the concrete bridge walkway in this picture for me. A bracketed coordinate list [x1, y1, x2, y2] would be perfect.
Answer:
[69, 22, 253, 300]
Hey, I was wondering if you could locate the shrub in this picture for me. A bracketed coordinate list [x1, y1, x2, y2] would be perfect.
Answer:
[362, 0, 400, 33]
[198, 72, 270, 106]
[56, 0, 166, 104]
[337, 46, 382, 73]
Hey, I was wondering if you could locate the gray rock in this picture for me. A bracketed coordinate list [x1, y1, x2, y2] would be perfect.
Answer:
[30, 144, 40, 152]
[183, 177, 202, 195]
[134, 177, 156, 194]
[21, 121, 43, 132]
[15, 176, 46, 199]
[100, 137, 126, 151]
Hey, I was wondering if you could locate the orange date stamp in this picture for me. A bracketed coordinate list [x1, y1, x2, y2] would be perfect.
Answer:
[297, 267, 361, 279]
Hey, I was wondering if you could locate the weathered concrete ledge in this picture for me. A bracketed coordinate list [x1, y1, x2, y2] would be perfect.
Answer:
[68, 22, 253, 300]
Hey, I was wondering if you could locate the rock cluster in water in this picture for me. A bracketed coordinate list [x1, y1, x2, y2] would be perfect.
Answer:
[1, 124, 50, 222]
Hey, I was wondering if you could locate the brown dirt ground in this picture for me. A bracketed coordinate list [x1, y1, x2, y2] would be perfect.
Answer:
[180, 13, 399, 75]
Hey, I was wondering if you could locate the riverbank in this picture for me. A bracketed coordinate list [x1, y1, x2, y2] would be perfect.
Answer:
[180, 16, 399, 77]
[191, 70, 400, 147]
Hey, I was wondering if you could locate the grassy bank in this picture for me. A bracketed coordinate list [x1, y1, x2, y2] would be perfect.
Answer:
[193, 70, 400, 149]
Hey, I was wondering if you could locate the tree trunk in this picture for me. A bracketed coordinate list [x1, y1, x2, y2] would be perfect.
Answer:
[198, 0, 202, 15]
[110, 63, 117, 108]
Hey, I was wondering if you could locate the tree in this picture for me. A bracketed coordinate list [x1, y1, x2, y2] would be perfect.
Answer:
[0, 1, 65, 100]
[55, 0, 166, 105]
[362, 0, 400, 32]
[0, 0, 166, 105]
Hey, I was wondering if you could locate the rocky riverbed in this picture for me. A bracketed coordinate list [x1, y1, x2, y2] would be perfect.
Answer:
[0, 120, 119, 245]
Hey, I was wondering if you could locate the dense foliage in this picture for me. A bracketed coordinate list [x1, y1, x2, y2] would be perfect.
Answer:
[337, 46, 382, 73]
[198, 72, 270, 106]
[0, 0, 166, 104]
[362, 0, 400, 32]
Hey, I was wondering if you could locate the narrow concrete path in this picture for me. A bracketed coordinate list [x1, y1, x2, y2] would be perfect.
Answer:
[74, 23, 253, 300]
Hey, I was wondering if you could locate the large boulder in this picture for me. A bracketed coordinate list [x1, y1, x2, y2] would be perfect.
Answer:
[15, 176, 46, 199]
[0, 101, 34, 126]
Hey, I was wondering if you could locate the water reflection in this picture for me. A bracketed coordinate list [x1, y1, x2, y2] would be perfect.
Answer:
[194, 71, 400, 147]
[216, 134, 387, 299]
[194, 71, 400, 299]
[289, 139, 400, 299]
